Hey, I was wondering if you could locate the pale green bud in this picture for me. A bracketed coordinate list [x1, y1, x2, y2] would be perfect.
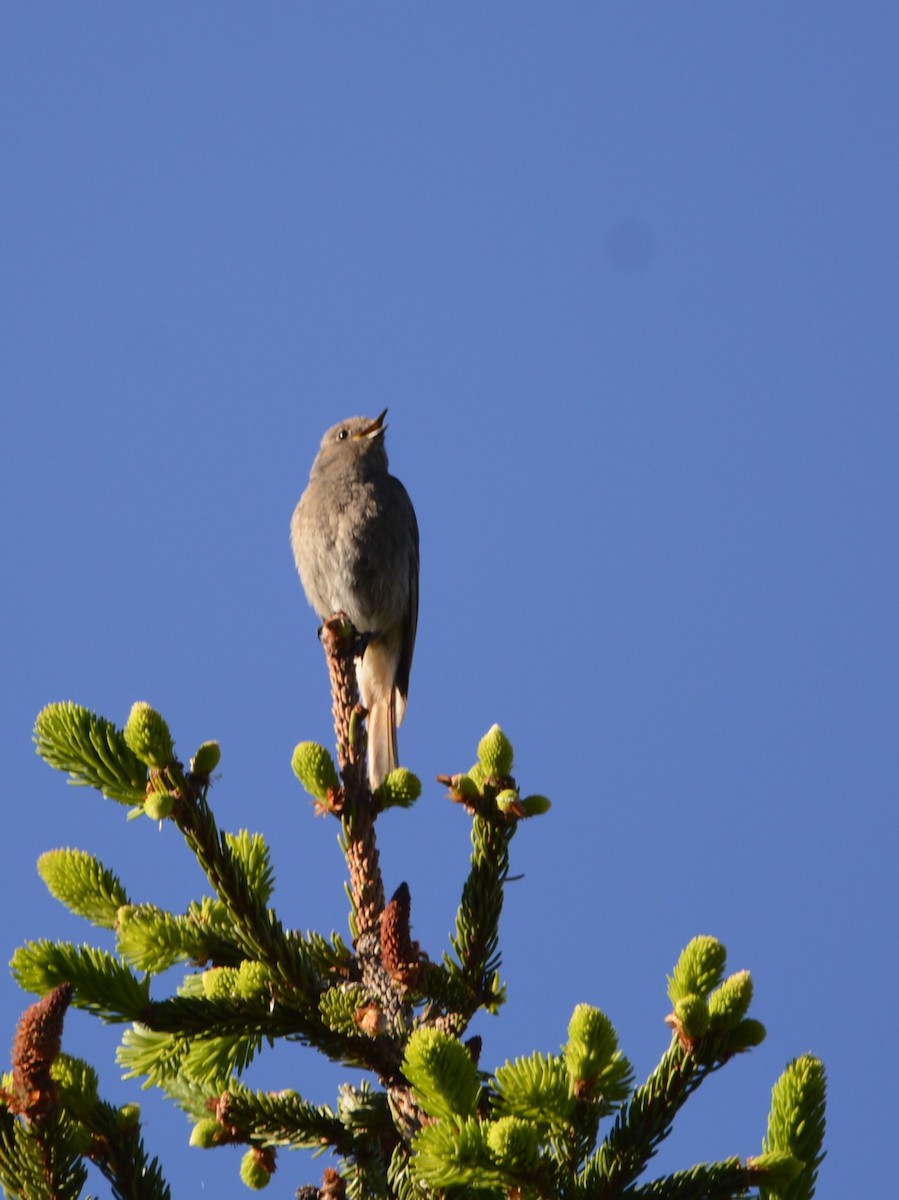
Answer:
[236, 960, 270, 999]
[143, 791, 176, 821]
[202, 966, 238, 1000]
[291, 741, 339, 801]
[123, 702, 174, 768]
[672, 994, 709, 1041]
[116, 1103, 141, 1131]
[191, 741, 221, 775]
[522, 794, 551, 816]
[564, 1004, 620, 1092]
[726, 1018, 767, 1053]
[374, 767, 422, 810]
[189, 1117, 223, 1148]
[668, 935, 727, 1003]
[496, 788, 524, 815]
[709, 970, 753, 1029]
[467, 763, 487, 789]
[453, 772, 481, 797]
[486, 1115, 539, 1171]
[477, 724, 514, 777]
[239, 1147, 275, 1189]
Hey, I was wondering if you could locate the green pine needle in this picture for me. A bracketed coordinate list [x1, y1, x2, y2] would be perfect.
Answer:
[11, 940, 150, 1019]
[34, 702, 149, 806]
[38, 849, 130, 929]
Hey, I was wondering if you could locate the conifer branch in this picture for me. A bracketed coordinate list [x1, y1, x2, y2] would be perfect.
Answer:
[38, 850, 130, 931]
[582, 1040, 722, 1196]
[11, 942, 151, 1022]
[626, 1159, 761, 1199]
[33, 703, 148, 807]
[17, 689, 826, 1198]
[0, 1109, 88, 1200]
[0, 991, 170, 1200]
[444, 810, 512, 1029]
[216, 1083, 351, 1154]
[54, 1053, 172, 1200]
[320, 613, 386, 938]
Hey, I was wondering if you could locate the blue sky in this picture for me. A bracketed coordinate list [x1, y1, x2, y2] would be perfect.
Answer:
[2, 5, 896, 1196]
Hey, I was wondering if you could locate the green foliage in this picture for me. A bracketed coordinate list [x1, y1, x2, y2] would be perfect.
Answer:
[402, 1028, 481, 1122]
[493, 1051, 573, 1129]
[33, 702, 148, 806]
[319, 983, 377, 1036]
[723, 1017, 767, 1055]
[51, 1055, 100, 1120]
[445, 809, 513, 1021]
[0, 1057, 170, 1200]
[708, 970, 754, 1030]
[226, 830, 275, 906]
[11, 940, 151, 1019]
[626, 1158, 766, 1198]
[8, 696, 826, 1199]
[0, 1109, 89, 1200]
[218, 1082, 346, 1151]
[411, 1116, 502, 1191]
[760, 1055, 827, 1200]
[118, 1014, 263, 1092]
[563, 1003, 634, 1104]
[751, 1150, 804, 1192]
[671, 994, 710, 1041]
[38, 849, 130, 929]
[486, 1114, 539, 1172]
[667, 935, 728, 1002]
[117, 904, 197, 973]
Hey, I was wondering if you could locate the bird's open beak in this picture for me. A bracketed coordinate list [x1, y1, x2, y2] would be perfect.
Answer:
[355, 409, 388, 440]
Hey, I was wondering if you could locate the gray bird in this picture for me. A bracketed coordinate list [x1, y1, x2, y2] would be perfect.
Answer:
[291, 410, 419, 791]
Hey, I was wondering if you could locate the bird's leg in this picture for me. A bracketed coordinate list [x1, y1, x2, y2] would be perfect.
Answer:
[352, 628, 375, 659]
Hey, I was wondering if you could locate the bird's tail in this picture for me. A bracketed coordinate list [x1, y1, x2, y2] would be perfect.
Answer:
[367, 691, 398, 791]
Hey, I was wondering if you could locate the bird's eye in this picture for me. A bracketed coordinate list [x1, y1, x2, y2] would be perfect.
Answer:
[337, 428, 349, 442]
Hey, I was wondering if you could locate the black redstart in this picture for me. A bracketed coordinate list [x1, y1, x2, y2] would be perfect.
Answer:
[291, 410, 419, 790]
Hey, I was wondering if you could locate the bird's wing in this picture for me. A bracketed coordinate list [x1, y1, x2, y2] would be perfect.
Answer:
[395, 484, 419, 705]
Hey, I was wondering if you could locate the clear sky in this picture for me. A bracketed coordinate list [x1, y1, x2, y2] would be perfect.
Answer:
[2, 5, 896, 1196]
